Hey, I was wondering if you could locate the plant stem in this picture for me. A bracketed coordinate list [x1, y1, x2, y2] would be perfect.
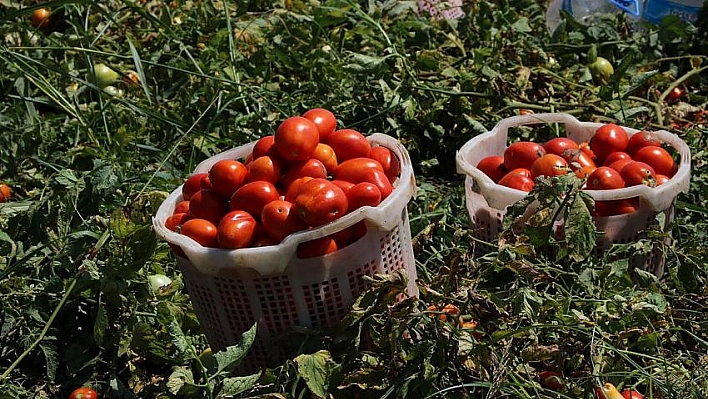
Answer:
[0, 278, 78, 381]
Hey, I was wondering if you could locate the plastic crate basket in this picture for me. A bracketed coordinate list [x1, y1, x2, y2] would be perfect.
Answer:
[455, 113, 691, 277]
[153, 133, 418, 371]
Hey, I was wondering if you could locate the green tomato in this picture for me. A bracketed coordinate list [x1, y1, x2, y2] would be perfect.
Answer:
[93, 63, 119, 88]
[589, 57, 614, 82]
[148, 274, 172, 296]
[102, 85, 124, 97]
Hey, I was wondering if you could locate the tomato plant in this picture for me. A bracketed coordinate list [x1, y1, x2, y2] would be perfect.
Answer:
[503, 141, 546, 171]
[180, 218, 219, 247]
[275, 116, 320, 161]
[325, 129, 371, 161]
[303, 108, 337, 142]
[217, 210, 258, 249]
[208, 159, 249, 198]
[293, 178, 348, 227]
[68, 387, 98, 399]
[633, 146, 677, 177]
[589, 124, 629, 161]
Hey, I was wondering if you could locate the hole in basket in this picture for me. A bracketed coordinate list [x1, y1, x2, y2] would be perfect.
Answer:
[253, 275, 298, 333]
[303, 278, 347, 329]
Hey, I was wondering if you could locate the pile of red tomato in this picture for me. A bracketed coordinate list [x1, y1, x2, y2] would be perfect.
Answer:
[476, 123, 678, 216]
[164, 108, 400, 258]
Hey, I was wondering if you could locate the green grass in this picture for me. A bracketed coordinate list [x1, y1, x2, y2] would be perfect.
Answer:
[1, 0, 707, 398]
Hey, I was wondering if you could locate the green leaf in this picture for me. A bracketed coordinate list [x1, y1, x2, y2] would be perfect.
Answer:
[39, 341, 58, 381]
[219, 372, 261, 397]
[294, 350, 339, 398]
[511, 17, 532, 33]
[215, 323, 257, 374]
[565, 193, 598, 261]
[167, 366, 194, 395]
[94, 299, 108, 347]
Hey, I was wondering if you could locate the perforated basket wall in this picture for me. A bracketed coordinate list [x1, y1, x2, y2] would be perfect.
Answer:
[457, 113, 691, 277]
[153, 134, 418, 372]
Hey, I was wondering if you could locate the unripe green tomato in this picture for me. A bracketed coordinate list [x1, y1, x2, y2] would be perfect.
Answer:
[93, 63, 119, 88]
[102, 85, 124, 97]
[148, 274, 172, 296]
[589, 57, 614, 82]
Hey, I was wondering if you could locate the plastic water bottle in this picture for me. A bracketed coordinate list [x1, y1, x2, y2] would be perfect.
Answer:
[546, 0, 643, 32]
[641, 0, 705, 25]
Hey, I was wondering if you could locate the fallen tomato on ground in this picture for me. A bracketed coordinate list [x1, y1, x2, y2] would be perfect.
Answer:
[69, 387, 98, 399]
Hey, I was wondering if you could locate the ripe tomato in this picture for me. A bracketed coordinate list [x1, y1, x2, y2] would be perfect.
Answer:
[165, 212, 191, 232]
[561, 148, 597, 171]
[261, 200, 305, 242]
[229, 181, 280, 218]
[334, 158, 384, 183]
[297, 237, 338, 258]
[429, 303, 460, 323]
[503, 141, 546, 171]
[476, 155, 508, 183]
[369, 146, 400, 183]
[518, 109, 534, 115]
[189, 189, 229, 225]
[358, 169, 393, 200]
[586, 167, 624, 190]
[284, 176, 315, 203]
[589, 123, 629, 161]
[251, 135, 276, 159]
[530, 154, 569, 179]
[280, 158, 328, 189]
[620, 161, 656, 187]
[607, 159, 633, 174]
[293, 178, 348, 227]
[180, 218, 219, 247]
[655, 174, 670, 186]
[544, 137, 579, 156]
[326, 129, 371, 161]
[626, 130, 662, 156]
[603, 151, 632, 166]
[275, 116, 319, 161]
[665, 86, 684, 103]
[182, 172, 209, 201]
[620, 388, 645, 399]
[593, 198, 639, 217]
[246, 156, 281, 185]
[174, 200, 190, 214]
[498, 172, 535, 192]
[506, 168, 532, 178]
[330, 179, 355, 195]
[538, 370, 564, 391]
[208, 159, 248, 198]
[312, 143, 338, 175]
[217, 210, 257, 249]
[0, 184, 11, 202]
[303, 108, 337, 142]
[200, 175, 212, 190]
[633, 146, 677, 177]
[31, 8, 51, 29]
[579, 141, 598, 162]
[68, 387, 98, 399]
[346, 182, 382, 212]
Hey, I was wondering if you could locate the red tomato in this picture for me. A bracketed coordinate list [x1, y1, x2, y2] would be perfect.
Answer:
[603, 151, 632, 166]
[246, 156, 281, 185]
[589, 123, 629, 161]
[0, 184, 10, 202]
[360, 169, 393, 199]
[261, 200, 305, 242]
[498, 172, 535, 192]
[369, 146, 401, 183]
[574, 165, 597, 179]
[476, 155, 508, 183]
[561, 148, 597, 170]
[229, 181, 280, 218]
[284, 176, 315, 203]
[586, 167, 625, 190]
[303, 108, 337, 142]
[506, 168, 532, 178]
[68, 387, 98, 399]
[330, 179, 355, 195]
[297, 237, 338, 258]
[633, 146, 677, 177]
[293, 178, 348, 226]
[217, 210, 257, 249]
[208, 159, 248, 199]
[326, 129, 371, 161]
[655, 174, 670, 186]
[620, 388, 645, 399]
[182, 172, 209, 201]
[200, 175, 212, 190]
[334, 158, 384, 183]
[579, 141, 598, 162]
[593, 198, 639, 216]
[280, 158, 328, 189]
[189, 189, 229, 225]
[174, 200, 190, 214]
[538, 370, 564, 391]
[530, 154, 569, 179]
[503, 141, 546, 171]
[180, 218, 219, 247]
[312, 143, 338, 175]
[626, 130, 662, 156]
[31, 8, 51, 29]
[665, 86, 684, 103]
[251, 135, 276, 159]
[544, 137, 579, 156]
[620, 161, 656, 187]
[165, 212, 191, 232]
[275, 116, 320, 161]
[607, 159, 633, 174]
[346, 182, 382, 212]
[518, 109, 534, 115]
[349, 220, 368, 243]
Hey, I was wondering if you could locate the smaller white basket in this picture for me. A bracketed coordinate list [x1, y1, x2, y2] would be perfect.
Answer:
[456, 113, 691, 276]
[153, 134, 418, 371]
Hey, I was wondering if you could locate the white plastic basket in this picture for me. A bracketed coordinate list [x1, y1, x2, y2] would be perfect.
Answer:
[153, 133, 418, 371]
[456, 113, 691, 276]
